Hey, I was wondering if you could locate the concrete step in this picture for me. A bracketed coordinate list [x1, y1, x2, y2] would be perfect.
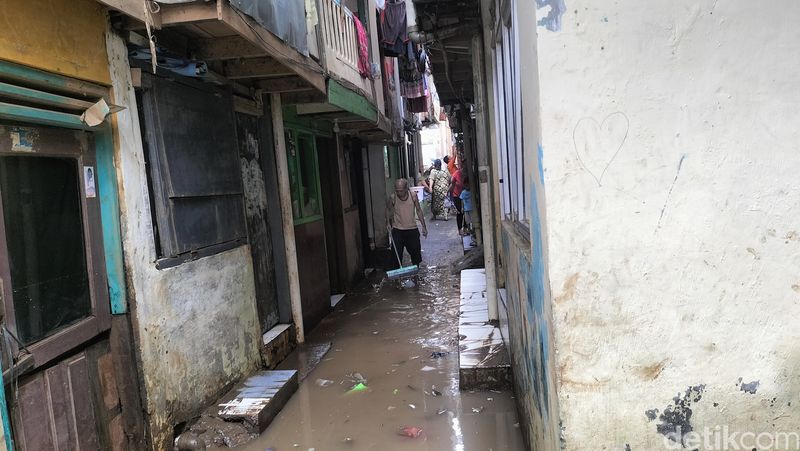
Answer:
[458, 269, 511, 391]
[216, 370, 298, 432]
[261, 324, 296, 369]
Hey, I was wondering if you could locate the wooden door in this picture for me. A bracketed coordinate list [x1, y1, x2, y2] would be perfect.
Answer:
[0, 125, 119, 450]
[236, 113, 281, 332]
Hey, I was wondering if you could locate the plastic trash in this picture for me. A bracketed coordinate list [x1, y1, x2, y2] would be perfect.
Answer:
[315, 379, 334, 387]
[420, 366, 436, 372]
[472, 406, 485, 413]
[349, 382, 368, 393]
[437, 408, 448, 415]
[408, 404, 416, 409]
[388, 405, 397, 411]
[430, 351, 449, 359]
[393, 389, 399, 395]
[431, 386, 442, 397]
[401, 279, 415, 288]
[398, 426, 423, 438]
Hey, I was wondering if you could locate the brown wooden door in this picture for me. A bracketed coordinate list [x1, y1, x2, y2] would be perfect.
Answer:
[0, 125, 116, 450]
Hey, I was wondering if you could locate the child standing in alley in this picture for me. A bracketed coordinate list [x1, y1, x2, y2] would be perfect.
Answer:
[459, 178, 474, 244]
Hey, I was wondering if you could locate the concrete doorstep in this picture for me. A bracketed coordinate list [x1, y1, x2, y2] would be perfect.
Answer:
[458, 268, 512, 391]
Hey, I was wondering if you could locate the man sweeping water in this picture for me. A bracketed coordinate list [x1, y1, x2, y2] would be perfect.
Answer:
[386, 178, 427, 278]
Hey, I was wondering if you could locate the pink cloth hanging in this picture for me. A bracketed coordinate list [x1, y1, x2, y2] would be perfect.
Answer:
[353, 15, 372, 79]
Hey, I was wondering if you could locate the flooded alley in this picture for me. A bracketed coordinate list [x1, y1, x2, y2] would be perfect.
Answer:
[230, 219, 523, 451]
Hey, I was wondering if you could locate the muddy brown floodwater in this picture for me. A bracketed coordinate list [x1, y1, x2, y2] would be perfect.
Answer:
[222, 217, 524, 451]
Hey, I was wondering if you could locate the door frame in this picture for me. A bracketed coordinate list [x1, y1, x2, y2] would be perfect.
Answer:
[0, 126, 111, 367]
[0, 61, 127, 451]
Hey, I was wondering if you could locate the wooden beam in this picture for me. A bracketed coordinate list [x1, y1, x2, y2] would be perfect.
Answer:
[270, 94, 306, 344]
[295, 103, 343, 115]
[190, 36, 269, 60]
[0, 60, 107, 100]
[234, 95, 263, 116]
[159, 2, 218, 26]
[281, 90, 328, 105]
[97, 0, 161, 28]
[0, 81, 94, 112]
[257, 77, 314, 93]
[217, 2, 326, 93]
[223, 58, 295, 79]
[338, 122, 379, 131]
[0, 101, 96, 130]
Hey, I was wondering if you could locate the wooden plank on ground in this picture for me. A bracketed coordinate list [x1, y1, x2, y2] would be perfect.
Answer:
[217, 370, 298, 432]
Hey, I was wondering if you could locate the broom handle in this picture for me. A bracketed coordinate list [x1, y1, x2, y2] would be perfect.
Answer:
[389, 227, 403, 267]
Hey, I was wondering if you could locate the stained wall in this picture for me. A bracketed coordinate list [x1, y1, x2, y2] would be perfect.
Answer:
[535, 0, 800, 449]
[106, 31, 261, 450]
[488, 0, 561, 450]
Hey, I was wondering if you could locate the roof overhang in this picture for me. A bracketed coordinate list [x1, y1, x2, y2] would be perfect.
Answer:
[101, 0, 326, 95]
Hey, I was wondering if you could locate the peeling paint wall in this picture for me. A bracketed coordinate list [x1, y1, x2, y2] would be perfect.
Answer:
[106, 31, 261, 450]
[536, 0, 800, 449]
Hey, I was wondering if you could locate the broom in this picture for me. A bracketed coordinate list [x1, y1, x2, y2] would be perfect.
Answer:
[386, 229, 419, 280]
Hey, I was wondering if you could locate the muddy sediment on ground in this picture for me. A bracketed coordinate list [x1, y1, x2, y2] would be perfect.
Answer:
[213, 218, 523, 450]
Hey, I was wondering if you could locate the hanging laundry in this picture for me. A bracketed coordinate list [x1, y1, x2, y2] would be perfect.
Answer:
[380, 0, 408, 57]
[407, 95, 429, 113]
[399, 43, 426, 99]
[353, 15, 372, 79]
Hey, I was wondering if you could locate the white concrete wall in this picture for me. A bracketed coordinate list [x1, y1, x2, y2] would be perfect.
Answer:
[106, 31, 262, 450]
[536, 1, 800, 449]
[419, 124, 452, 167]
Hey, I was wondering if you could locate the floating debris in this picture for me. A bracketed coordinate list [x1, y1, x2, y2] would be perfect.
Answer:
[472, 406, 485, 414]
[349, 382, 368, 393]
[387, 406, 397, 411]
[408, 404, 416, 409]
[430, 351, 449, 359]
[420, 366, 436, 372]
[437, 408, 448, 415]
[398, 426, 423, 438]
[315, 379, 334, 387]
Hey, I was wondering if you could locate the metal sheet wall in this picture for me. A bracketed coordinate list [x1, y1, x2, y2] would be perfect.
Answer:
[230, 0, 309, 55]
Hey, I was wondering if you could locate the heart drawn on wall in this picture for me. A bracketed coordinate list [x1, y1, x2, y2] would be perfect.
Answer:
[572, 112, 630, 187]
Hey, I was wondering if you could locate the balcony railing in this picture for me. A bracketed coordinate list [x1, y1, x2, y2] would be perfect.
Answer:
[318, 0, 372, 100]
